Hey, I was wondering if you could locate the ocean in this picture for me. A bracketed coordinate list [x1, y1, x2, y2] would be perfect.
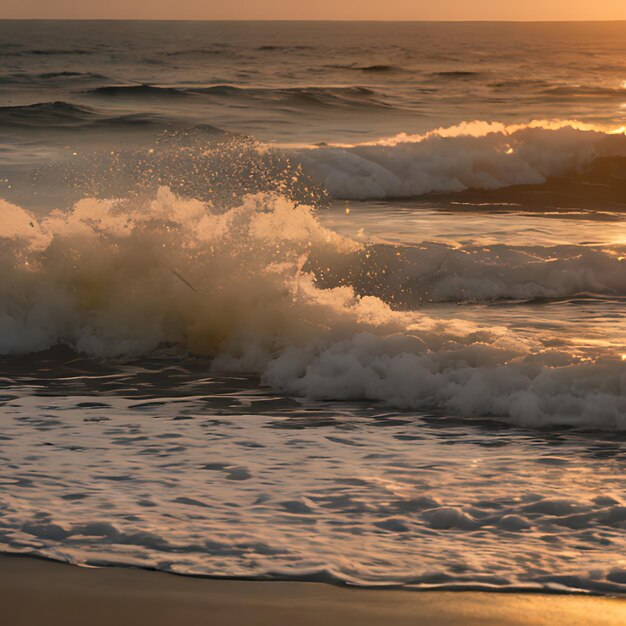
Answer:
[0, 20, 625, 594]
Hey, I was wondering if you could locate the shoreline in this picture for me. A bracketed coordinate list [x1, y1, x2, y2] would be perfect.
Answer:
[2, 554, 625, 626]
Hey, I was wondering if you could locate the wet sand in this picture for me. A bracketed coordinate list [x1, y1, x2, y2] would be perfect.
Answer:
[1, 554, 625, 626]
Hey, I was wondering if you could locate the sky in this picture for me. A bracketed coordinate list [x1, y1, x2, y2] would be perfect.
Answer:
[2, 0, 626, 21]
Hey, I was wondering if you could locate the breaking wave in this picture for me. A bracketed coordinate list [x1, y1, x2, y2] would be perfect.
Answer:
[310, 241, 626, 306]
[294, 120, 626, 200]
[1, 183, 624, 430]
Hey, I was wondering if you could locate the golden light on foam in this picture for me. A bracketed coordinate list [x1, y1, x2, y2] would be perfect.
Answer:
[622, 354, 626, 362]
[316, 118, 626, 151]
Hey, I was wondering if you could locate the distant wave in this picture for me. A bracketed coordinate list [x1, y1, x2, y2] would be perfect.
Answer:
[0, 101, 162, 129]
[38, 71, 103, 79]
[86, 83, 391, 108]
[489, 79, 551, 90]
[356, 64, 397, 72]
[430, 71, 482, 78]
[294, 120, 626, 200]
[326, 64, 400, 73]
[257, 44, 314, 51]
[0, 71, 108, 86]
[540, 85, 626, 99]
[88, 84, 188, 98]
[0, 101, 96, 125]
[164, 46, 228, 56]
[25, 48, 93, 56]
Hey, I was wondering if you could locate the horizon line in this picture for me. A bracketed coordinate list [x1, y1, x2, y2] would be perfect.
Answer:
[1, 18, 626, 23]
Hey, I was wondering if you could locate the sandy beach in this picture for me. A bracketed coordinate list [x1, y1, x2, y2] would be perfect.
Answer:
[1, 554, 624, 626]
[1, 16, 626, 626]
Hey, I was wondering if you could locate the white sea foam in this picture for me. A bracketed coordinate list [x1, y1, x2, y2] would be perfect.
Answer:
[312, 240, 626, 306]
[294, 121, 626, 199]
[1, 188, 625, 429]
[3, 383, 624, 593]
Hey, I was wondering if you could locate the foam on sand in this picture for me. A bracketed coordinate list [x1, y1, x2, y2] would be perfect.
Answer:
[3, 556, 625, 626]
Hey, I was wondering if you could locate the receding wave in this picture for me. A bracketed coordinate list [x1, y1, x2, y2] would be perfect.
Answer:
[1, 182, 624, 430]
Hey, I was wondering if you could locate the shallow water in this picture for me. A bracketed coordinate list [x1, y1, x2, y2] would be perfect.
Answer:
[1, 352, 624, 593]
[321, 202, 626, 357]
[0, 20, 625, 595]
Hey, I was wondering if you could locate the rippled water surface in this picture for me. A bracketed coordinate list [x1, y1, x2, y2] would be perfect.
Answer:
[1, 354, 625, 593]
[0, 20, 625, 594]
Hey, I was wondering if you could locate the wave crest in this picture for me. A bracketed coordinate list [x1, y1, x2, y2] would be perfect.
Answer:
[295, 121, 626, 199]
[1, 187, 625, 429]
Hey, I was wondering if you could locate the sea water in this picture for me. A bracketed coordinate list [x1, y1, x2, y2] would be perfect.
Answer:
[0, 20, 625, 593]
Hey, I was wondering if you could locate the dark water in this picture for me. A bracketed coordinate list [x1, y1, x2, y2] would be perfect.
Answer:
[2, 20, 626, 143]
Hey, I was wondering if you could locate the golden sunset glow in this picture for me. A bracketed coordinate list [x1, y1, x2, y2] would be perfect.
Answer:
[2, 0, 626, 20]
[1, 6, 626, 625]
